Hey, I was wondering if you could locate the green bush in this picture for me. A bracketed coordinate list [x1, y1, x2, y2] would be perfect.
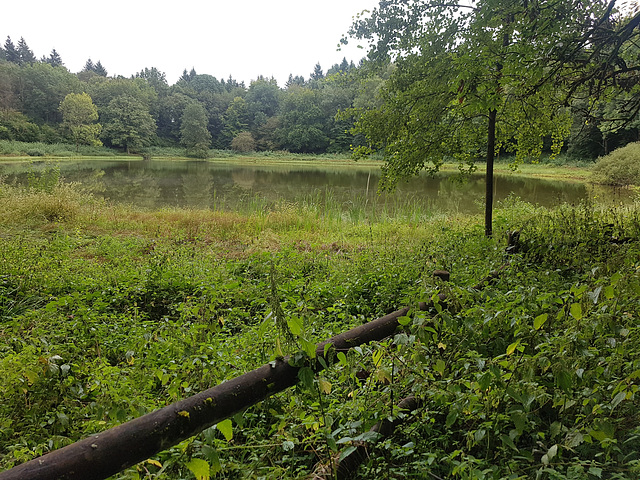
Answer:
[591, 142, 640, 186]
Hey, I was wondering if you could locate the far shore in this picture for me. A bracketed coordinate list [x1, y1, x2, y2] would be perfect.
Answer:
[0, 153, 594, 183]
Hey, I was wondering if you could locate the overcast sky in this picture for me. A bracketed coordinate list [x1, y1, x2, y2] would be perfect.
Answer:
[1, 0, 379, 86]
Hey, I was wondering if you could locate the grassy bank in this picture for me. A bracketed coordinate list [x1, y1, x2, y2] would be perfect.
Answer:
[1, 139, 596, 182]
[1, 178, 640, 479]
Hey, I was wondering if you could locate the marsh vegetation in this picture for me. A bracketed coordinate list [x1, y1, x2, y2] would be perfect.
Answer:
[1, 162, 640, 479]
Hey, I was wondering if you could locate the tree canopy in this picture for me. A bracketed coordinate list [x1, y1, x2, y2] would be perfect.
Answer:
[0, 19, 638, 165]
[180, 100, 211, 158]
[346, 0, 640, 235]
[59, 92, 102, 150]
[101, 95, 156, 153]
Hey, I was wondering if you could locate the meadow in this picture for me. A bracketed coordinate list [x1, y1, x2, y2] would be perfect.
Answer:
[1, 162, 640, 479]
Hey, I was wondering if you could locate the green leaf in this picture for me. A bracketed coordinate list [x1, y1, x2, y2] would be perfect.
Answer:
[533, 313, 548, 330]
[555, 369, 572, 392]
[541, 444, 558, 465]
[299, 337, 316, 359]
[611, 390, 627, 411]
[500, 434, 518, 451]
[216, 419, 233, 441]
[569, 303, 582, 320]
[434, 359, 446, 376]
[397, 315, 412, 326]
[474, 429, 486, 443]
[565, 430, 584, 448]
[298, 366, 315, 389]
[200, 446, 221, 474]
[604, 285, 614, 300]
[506, 341, 518, 355]
[445, 409, 458, 428]
[339, 445, 357, 462]
[186, 458, 210, 480]
[257, 316, 270, 338]
[287, 316, 303, 336]
[337, 351, 347, 366]
[588, 467, 603, 478]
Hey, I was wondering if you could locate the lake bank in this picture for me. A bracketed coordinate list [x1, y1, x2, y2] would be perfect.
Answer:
[0, 152, 594, 181]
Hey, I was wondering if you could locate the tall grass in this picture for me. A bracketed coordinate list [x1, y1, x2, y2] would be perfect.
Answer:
[0, 140, 119, 158]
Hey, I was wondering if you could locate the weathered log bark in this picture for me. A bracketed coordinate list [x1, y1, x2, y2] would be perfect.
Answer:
[0, 306, 417, 480]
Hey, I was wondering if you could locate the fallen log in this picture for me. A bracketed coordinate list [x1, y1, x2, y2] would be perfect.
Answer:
[0, 306, 417, 480]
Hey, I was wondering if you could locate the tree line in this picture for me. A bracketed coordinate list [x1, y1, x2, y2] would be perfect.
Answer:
[0, 32, 637, 159]
[0, 35, 366, 157]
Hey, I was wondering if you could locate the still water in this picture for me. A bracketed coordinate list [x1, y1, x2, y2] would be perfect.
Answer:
[0, 159, 632, 215]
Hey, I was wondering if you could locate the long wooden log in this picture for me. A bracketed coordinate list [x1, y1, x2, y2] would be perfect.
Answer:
[0, 306, 415, 480]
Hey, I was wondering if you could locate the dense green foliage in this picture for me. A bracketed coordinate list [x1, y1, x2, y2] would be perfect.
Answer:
[343, 0, 639, 236]
[592, 142, 640, 186]
[2, 22, 639, 160]
[0, 39, 365, 156]
[59, 92, 102, 150]
[1, 170, 640, 478]
[180, 102, 212, 158]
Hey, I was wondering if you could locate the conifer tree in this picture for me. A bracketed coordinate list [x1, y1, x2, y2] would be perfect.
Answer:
[94, 60, 108, 76]
[17, 37, 36, 65]
[179, 68, 196, 83]
[83, 58, 95, 72]
[310, 63, 324, 80]
[3, 36, 19, 63]
[43, 49, 64, 67]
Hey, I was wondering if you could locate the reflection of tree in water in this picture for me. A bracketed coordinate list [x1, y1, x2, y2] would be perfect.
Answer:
[4, 160, 634, 213]
[182, 163, 214, 208]
[494, 175, 587, 207]
[75, 169, 107, 195]
[104, 169, 161, 208]
[231, 170, 256, 189]
[397, 173, 485, 215]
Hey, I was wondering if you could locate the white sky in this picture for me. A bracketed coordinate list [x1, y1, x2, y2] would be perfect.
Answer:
[1, 0, 378, 87]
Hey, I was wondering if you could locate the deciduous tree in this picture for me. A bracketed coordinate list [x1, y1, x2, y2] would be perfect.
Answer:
[277, 86, 329, 153]
[180, 101, 211, 158]
[101, 95, 156, 154]
[59, 92, 102, 150]
[346, 0, 640, 236]
[19, 63, 82, 123]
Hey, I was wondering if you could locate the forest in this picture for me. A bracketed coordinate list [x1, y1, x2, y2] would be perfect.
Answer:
[0, 31, 638, 160]
[0, 34, 365, 157]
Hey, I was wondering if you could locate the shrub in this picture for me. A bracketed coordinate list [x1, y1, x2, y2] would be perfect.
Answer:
[591, 141, 640, 186]
[231, 131, 256, 153]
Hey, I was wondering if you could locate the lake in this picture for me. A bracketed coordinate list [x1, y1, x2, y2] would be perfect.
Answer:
[0, 159, 632, 216]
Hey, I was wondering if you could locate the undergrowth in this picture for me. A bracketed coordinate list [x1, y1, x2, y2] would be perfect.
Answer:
[0, 178, 639, 479]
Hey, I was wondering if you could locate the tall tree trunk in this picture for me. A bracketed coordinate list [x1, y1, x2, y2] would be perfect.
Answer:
[485, 108, 497, 238]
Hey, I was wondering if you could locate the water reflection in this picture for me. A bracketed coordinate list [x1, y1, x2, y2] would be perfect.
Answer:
[0, 159, 634, 215]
